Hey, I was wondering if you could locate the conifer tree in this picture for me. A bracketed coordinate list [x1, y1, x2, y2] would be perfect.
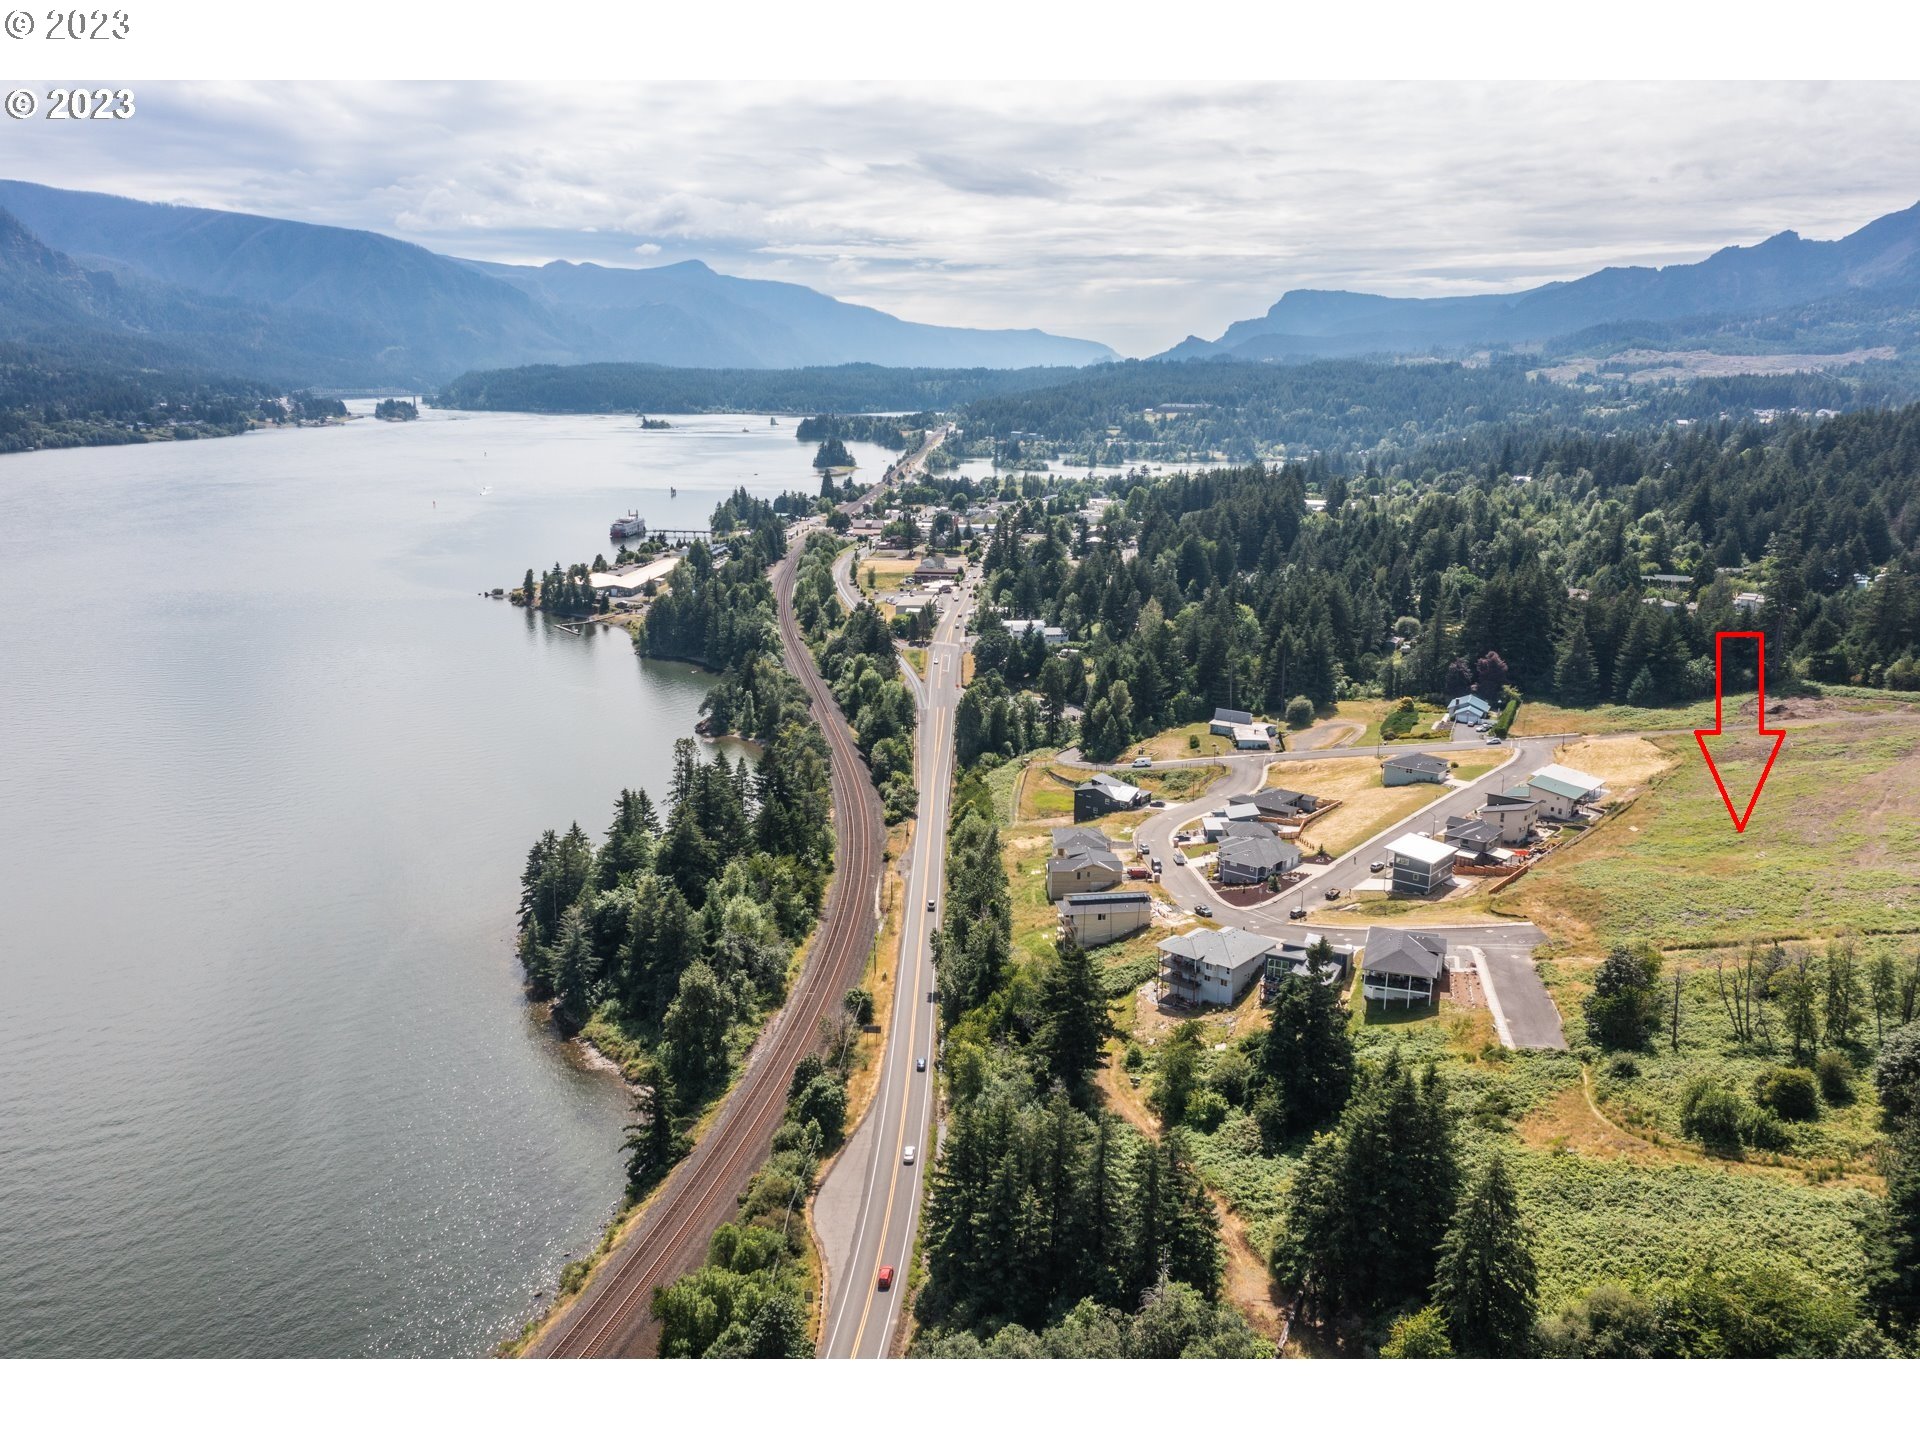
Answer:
[1431, 1150, 1538, 1356]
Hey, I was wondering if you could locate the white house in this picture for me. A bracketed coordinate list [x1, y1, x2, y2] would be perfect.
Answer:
[1157, 926, 1277, 1008]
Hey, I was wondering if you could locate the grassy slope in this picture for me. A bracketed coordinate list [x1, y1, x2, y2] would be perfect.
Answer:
[1508, 717, 1920, 951]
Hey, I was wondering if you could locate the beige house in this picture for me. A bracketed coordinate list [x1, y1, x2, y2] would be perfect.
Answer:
[1047, 827, 1125, 901]
[1057, 890, 1152, 948]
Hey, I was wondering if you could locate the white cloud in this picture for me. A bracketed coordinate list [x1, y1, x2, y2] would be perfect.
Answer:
[8, 80, 1920, 355]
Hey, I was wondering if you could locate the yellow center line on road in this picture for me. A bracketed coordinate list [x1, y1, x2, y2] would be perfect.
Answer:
[848, 617, 961, 1356]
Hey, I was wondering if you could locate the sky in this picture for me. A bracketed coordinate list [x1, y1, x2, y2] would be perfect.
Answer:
[12, 80, 1920, 356]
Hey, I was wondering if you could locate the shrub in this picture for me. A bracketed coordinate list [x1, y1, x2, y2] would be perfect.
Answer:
[843, 987, 875, 1025]
[1379, 1306, 1453, 1358]
[1815, 1050, 1855, 1106]
[1681, 1076, 1749, 1152]
[1537, 1284, 1661, 1358]
[1124, 1042, 1144, 1071]
[1285, 694, 1315, 729]
[1873, 1021, 1920, 1120]
[1378, 697, 1418, 741]
[1185, 1088, 1229, 1133]
[1752, 1066, 1820, 1121]
[1490, 696, 1520, 738]
[1187, 733, 1200, 751]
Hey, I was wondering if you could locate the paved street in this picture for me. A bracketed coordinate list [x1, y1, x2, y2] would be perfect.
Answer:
[1124, 737, 1566, 1049]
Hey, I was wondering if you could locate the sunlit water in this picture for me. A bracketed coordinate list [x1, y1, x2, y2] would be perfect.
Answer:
[0, 406, 891, 1356]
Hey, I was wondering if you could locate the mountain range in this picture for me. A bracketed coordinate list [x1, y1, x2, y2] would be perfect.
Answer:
[6, 176, 1920, 390]
[1159, 202, 1920, 362]
[0, 180, 1115, 387]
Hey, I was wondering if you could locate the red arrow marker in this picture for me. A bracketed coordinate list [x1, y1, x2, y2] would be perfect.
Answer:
[1694, 630, 1785, 833]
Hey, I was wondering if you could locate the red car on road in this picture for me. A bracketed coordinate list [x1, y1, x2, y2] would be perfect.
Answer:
[877, 1265, 895, 1290]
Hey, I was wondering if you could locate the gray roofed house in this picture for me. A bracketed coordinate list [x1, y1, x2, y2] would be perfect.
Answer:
[1383, 751, 1450, 786]
[1443, 814, 1503, 858]
[1217, 833, 1302, 887]
[1264, 933, 1356, 999]
[1230, 787, 1321, 821]
[1074, 772, 1148, 823]
[1157, 926, 1278, 1007]
[1477, 789, 1539, 843]
[1210, 707, 1255, 734]
[1047, 828, 1125, 900]
[1051, 826, 1109, 856]
[1362, 929, 1448, 1006]
[1221, 819, 1274, 841]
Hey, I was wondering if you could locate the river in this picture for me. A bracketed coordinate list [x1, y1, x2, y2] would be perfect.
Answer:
[0, 406, 894, 1356]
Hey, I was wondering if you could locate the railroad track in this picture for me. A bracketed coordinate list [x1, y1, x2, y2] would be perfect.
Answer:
[533, 539, 884, 1359]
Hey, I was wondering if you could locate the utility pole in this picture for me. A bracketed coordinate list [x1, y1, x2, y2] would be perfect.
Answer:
[1671, 970, 1683, 1053]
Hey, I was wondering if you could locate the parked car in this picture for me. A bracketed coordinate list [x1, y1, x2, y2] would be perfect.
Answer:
[1369, 860, 1386, 873]
[902, 1145, 917, 1165]
[877, 1265, 895, 1290]
[1149, 799, 1167, 808]
[1324, 887, 1342, 900]
[1194, 903, 1213, 918]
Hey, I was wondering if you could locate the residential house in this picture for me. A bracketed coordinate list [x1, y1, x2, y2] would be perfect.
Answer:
[1056, 890, 1151, 948]
[1532, 763, 1604, 802]
[1157, 926, 1277, 1008]
[1528, 771, 1589, 817]
[1231, 788, 1321, 822]
[1362, 929, 1448, 1006]
[1477, 788, 1539, 844]
[1263, 933, 1354, 1000]
[1447, 693, 1494, 724]
[1230, 723, 1274, 750]
[1047, 828, 1126, 901]
[1385, 833, 1458, 896]
[1073, 772, 1149, 823]
[1442, 814, 1504, 860]
[1383, 752, 1450, 787]
[913, 555, 961, 584]
[1209, 706, 1255, 736]
[1217, 832, 1301, 887]
[1733, 591, 1766, 613]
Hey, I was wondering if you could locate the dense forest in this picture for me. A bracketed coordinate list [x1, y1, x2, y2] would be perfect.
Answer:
[433, 361, 1075, 415]
[795, 411, 934, 450]
[0, 342, 342, 453]
[931, 403, 1920, 762]
[950, 356, 1920, 465]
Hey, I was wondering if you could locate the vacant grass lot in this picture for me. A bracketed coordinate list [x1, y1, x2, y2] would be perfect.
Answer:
[1506, 717, 1920, 950]
[1272, 753, 1502, 857]
[1511, 698, 1718, 737]
[1129, 721, 1250, 760]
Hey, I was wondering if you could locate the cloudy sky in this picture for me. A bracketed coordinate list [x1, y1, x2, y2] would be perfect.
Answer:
[14, 81, 1920, 355]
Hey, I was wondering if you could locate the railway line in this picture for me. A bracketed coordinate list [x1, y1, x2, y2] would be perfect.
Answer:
[532, 538, 885, 1359]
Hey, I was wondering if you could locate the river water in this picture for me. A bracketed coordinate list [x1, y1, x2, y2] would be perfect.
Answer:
[0, 406, 891, 1356]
